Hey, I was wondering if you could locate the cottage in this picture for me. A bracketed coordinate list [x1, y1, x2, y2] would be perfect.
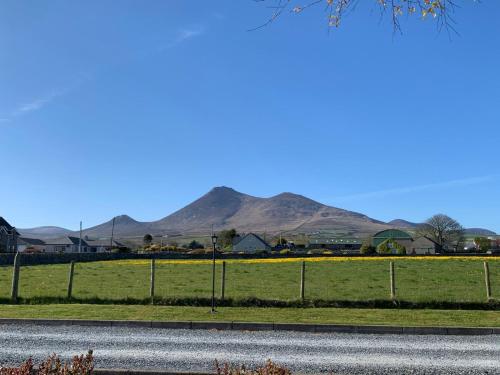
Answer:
[409, 236, 440, 255]
[373, 229, 414, 249]
[85, 239, 127, 253]
[17, 237, 46, 253]
[0, 217, 19, 253]
[43, 236, 89, 253]
[232, 233, 271, 253]
[371, 229, 441, 255]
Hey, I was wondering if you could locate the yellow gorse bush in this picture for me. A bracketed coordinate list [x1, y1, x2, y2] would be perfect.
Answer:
[110, 256, 500, 267]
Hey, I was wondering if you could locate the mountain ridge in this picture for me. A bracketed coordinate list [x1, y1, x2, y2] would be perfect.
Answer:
[18, 187, 497, 239]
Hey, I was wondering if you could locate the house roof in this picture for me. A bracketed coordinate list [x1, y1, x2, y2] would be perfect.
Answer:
[86, 239, 126, 247]
[0, 217, 20, 235]
[233, 233, 271, 248]
[44, 236, 89, 246]
[18, 237, 46, 246]
[373, 229, 413, 240]
[309, 238, 362, 245]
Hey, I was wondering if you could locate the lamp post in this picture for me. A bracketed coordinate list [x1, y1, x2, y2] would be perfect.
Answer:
[211, 233, 218, 313]
[160, 235, 168, 250]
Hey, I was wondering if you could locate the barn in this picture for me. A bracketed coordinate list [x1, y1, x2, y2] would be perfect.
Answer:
[232, 233, 271, 254]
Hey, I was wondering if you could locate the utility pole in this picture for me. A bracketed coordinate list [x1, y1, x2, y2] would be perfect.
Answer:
[110, 217, 116, 250]
[11, 228, 18, 252]
[210, 225, 217, 313]
[79, 221, 82, 253]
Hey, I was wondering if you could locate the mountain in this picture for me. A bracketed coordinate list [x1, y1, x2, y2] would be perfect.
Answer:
[387, 219, 418, 229]
[150, 186, 389, 236]
[18, 226, 73, 239]
[19, 187, 497, 239]
[388, 219, 497, 236]
[80, 215, 148, 238]
[464, 228, 497, 236]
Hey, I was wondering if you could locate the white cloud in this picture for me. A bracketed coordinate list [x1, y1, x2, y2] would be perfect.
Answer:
[158, 26, 205, 51]
[177, 28, 204, 42]
[334, 175, 498, 202]
[2, 74, 89, 123]
[16, 90, 65, 114]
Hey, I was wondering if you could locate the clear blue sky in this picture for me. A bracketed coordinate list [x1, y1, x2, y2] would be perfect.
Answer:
[1, 1, 499, 232]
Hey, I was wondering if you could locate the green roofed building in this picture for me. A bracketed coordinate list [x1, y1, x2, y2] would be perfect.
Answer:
[372, 229, 439, 255]
[373, 229, 413, 249]
[373, 229, 413, 247]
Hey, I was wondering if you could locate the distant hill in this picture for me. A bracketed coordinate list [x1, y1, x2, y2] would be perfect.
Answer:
[464, 228, 497, 236]
[19, 187, 497, 240]
[19, 226, 73, 239]
[387, 219, 418, 229]
[81, 215, 148, 238]
[388, 219, 496, 237]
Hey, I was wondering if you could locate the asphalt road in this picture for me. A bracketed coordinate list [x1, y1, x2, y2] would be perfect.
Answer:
[0, 323, 498, 375]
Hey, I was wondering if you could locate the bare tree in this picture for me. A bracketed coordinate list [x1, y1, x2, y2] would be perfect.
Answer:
[417, 214, 465, 252]
[252, 0, 470, 35]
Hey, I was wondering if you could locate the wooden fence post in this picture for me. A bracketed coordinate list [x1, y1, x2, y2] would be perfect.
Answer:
[300, 261, 306, 301]
[390, 261, 396, 300]
[221, 261, 226, 301]
[11, 252, 20, 303]
[150, 258, 156, 304]
[484, 261, 492, 301]
[67, 261, 75, 299]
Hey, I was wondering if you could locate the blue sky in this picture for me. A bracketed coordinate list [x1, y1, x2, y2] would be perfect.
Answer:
[1, 1, 499, 232]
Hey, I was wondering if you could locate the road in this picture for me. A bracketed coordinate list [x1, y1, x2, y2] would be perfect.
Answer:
[0, 323, 498, 375]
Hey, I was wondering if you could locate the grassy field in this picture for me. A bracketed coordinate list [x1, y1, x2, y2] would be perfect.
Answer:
[0, 304, 498, 327]
[0, 257, 498, 304]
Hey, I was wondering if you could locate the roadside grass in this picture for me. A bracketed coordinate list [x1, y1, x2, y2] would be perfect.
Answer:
[0, 258, 498, 305]
[0, 304, 498, 327]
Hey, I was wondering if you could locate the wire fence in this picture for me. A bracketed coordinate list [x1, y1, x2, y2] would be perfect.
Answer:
[0, 257, 498, 304]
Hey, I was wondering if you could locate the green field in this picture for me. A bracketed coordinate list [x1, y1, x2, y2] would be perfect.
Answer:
[0, 257, 498, 304]
[0, 304, 498, 327]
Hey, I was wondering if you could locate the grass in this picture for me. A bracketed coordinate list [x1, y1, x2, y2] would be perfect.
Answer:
[0, 257, 498, 305]
[0, 304, 498, 327]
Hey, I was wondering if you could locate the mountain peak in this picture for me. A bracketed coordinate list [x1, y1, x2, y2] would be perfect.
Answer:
[209, 186, 238, 193]
[388, 219, 418, 228]
[112, 215, 137, 223]
[273, 192, 308, 199]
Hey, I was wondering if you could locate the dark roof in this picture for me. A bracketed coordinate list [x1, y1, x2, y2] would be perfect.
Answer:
[86, 239, 126, 247]
[233, 233, 271, 247]
[0, 217, 13, 230]
[0, 217, 20, 235]
[44, 236, 89, 246]
[18, 237, 46, 246]
[414, 235, 440, 246]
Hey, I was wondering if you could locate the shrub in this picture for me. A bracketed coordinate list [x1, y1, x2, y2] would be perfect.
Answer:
[112, 247, 130, 254]
[474, 237, 491, 253]
[360, 244, 376, 255]
[215, 359, 291, 375]
[0, 351, 94, 375]
[255, 250, 269, 256]
[187, 240, 204, 250]
[187, 249, 206, 255]
[306, 249, 322, 255]
[377, 238, 406, 255]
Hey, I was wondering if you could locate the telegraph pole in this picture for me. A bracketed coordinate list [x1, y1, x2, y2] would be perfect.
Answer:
[110, 217, 116, 249]
[79, 221, 82, 253]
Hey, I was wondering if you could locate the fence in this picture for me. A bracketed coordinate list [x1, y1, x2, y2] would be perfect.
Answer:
[0, 251, 497, 267]
[1, 257, 499, 307]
